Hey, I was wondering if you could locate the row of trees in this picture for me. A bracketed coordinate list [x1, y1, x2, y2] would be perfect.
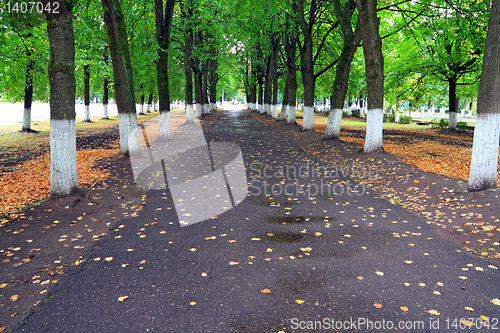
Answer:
[0, 0, 498, 195]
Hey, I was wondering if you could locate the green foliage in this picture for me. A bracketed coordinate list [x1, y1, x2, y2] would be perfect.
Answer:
[399, 115, 411, 124]
[456, 121, 469, 132]
[430, 118, 449, 129]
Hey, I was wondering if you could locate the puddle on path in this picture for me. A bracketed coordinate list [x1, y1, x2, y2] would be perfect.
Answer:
[270, 216, 329, 224]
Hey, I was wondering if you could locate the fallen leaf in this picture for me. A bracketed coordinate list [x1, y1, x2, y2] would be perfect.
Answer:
[190, 301, 196, 305]
[375, 271, 384, 276]
[105, 257, 113, 261]
[464, 306, 474, 312]
[295, 299, 305, 304]
[428, 310, 440, 316]
[261, 289, 271, 293]
[10, 295, 19, 301]
[117, 296, 129, 302]
[201, 272, 207, 277]
[228, 261, 239, 265]
[400, 306, 408, 312]
[490, 298, 500, 306]
[373, 303, 382, 308]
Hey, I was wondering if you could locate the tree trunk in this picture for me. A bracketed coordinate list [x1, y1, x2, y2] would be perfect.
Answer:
[285, 9, 298, 125]
[183, 16, 194, 123]
[264, 56, 272, 116]
[101, 0, 139, 154]
[102, 52, 110, 119]
[209, 55, 217, 113]
[258, 80, 264, 114]
[22, 50, 34, 131]
[202, 65, 210, 114]
[84, 64, 91, 122]
[146, 93, 153, 113]
[155, 0, 175, 139]
[280, 69, 289, 121]
[297, 0, 315, 130]
[271, 44, 279, 119]
[45, 0, 79, 197]
[325, 0, 360, 139]
[138, 93, 145, 115]
[448, 75, 458, 129]
[468, 0, 500, 191]
[193, 59, 203, 118]
[356, 0, 384, 153]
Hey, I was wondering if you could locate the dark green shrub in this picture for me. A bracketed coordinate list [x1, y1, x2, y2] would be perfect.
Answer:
[389, 114, 396, 122]
[399, 115, 411, 124]
[430, 118, 449, 129]
[456, 121, 469, 132]
[383, 114, 390, 122]
[352, 109, 360, 118]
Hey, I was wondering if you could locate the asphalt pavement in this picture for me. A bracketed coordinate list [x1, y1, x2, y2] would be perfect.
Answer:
[16, 108, 500, 332]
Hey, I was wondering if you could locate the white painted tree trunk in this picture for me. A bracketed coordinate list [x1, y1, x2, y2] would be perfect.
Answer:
[302, 106, 314, 130]
[102, 104, 109, 119]
[139, 103, 144, 114]
[272, 104, 278, 119]
[280, 104, 288, 121]
[196, 103, 203, 118]
[119, 113, 139, 154]
[325, 108, 342, 139]
[147, 102, 152, 113]
[22, 107, 31, 130]
[449, 112, 458, 129]
[360, 108, 365, 119]
[84, 105, 90, 122]
[469, 105, 473, 117]
[347, 107, 352, 117]
[288, 105, 296, 124]
[204, 103, 210, 115]
[395, 113, 400, 123]
[158, 112, 171, 139]
[468, 113, 500, 191]
[211, 103, 216, 112]
[186, 104, 195, 123]
[50, 119, 78, 196]
[363, 109, 384, 153]
[263, 103, 270, 116]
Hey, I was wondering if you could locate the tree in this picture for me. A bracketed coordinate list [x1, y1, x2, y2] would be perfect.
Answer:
[468, 0, 500, 191]
[356, 0, 384, 153]
[44, 0, 79, 196]
[325, 0, 361, 139]
[155, 0, 175, 138]
[101, 0, 139, 154]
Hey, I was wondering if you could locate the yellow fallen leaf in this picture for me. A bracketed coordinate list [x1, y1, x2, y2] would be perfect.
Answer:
[480, 315, 489, 321]
[461, 319, 474, 327]
[117, 296, 129, 302]
[261, 289, 271, 294]
[404, 282, 411, 286]
[464, 306, 474, 312]
[428, 310, 440, 316]
[437, 282, 444, 286]
[74, 260, 80, 265]
[357, 276, 363, 280]
[140, 235, 146, 238]
[400, 306, 408, 312]
[189, 301, 196, 305]
[201, 272, 207, 277]
[375, 271, 384, 276]
[189, 248, 197, 252]
[490, 298, 500, 306]
[295, 299, 305, 304]
[373, 303, 382, 308]
[433, 291, 441, 295]
[266, 248, 273, 252]
[10, 295, 19, 301]
[459, 276, 468, 280]
[105, 257, 113, 261]
[0, 283, 9, 289]
[405, 260, 413, 264]
[251, 238, 260, 241]
[93, 257, 101, 261]
[228, 261, 239, 265]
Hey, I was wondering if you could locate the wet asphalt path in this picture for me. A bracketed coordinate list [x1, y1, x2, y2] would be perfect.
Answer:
[17, 109, 500, 332]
